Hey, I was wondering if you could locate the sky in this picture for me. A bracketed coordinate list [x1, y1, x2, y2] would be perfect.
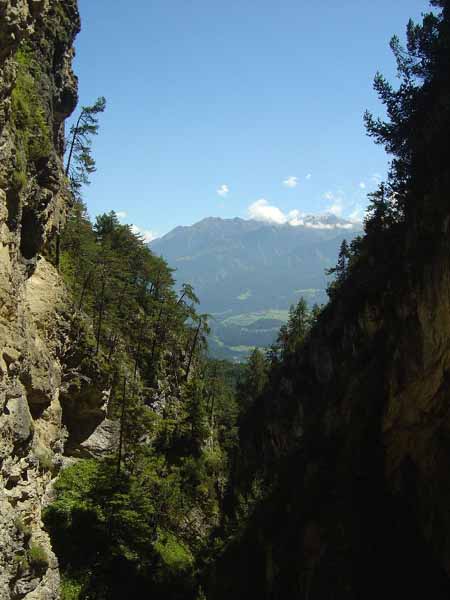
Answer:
[72, 0, 430, 240]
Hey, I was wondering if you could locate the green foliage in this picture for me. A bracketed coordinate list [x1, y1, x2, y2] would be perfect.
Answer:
[28, 543, 49, 573]
[363, 2, 449, 222]
[49, 207, 244, 597]
[45, 457, 199, 598]
[11, 44, 51, 188]
[60, 205, 208, 393]
[60, 575, 84, 600]
[321, 2, 450, 302]
[155, 531, 194, 575]
[268, 297, 314, 362]
[237, 349, 268, 410]
[65, 97, 106, 197]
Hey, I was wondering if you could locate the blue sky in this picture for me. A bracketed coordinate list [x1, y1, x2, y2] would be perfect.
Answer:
[73, 0, 429, 240]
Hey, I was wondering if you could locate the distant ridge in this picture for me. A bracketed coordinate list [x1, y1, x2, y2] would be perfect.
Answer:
[151, 215, 363, 360]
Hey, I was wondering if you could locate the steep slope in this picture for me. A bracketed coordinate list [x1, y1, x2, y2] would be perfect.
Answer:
[209, 222, 450, 597]
[206, 3, 450, 597]
[152, 216, 362, 359]
[0, 2, 81, 597]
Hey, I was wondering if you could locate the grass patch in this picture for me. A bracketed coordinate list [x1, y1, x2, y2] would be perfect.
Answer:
[61, 574, 85, 600]
[28, 543, 49, 573]
[221, 310, 289, 327]
[155, 531, 194, 575]
[229, 345, 255, 353]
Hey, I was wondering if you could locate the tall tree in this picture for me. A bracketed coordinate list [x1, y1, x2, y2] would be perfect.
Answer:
[237, 349, 268, 410]
[65, 96, 106, 198]
[364, 1, 450, 222]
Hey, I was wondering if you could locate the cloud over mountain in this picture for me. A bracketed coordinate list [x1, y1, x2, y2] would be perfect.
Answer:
[247, 199, 360, 229]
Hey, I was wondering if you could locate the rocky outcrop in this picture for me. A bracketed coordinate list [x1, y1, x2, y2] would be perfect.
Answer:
[0, 2, 84, 598]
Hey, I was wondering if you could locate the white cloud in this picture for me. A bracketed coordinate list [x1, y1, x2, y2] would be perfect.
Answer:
[283, 176, 298, 188]
[323, 191, 344, 217]
[306, 173, 312, 180]
[328, 202, 343, 217]
[217, 184, 229, 198]
[359, 181, 366, 189]
[248, 199, 287, 224]
[116, 211, 127, 219]
[247, 199, 358, 230]
[348, 206, 364, 223]
[304, 221, 354, 230]
[287, 209, 304, 226]
[130, 225, 158, 243]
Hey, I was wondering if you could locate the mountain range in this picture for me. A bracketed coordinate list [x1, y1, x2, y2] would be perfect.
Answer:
[151, 215, 363, 360]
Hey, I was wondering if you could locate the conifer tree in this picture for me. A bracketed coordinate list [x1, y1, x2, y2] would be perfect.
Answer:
[65, 96, 106, 198]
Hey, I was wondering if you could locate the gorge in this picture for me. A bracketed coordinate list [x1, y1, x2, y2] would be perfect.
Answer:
[0, 1, 449, 599]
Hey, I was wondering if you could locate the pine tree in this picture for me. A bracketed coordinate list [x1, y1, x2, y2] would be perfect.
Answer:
[364, 1, 450, 220]
[65, 96, 106, 198]
[237, 349, 268, 410]
[364, 183, 396, 234]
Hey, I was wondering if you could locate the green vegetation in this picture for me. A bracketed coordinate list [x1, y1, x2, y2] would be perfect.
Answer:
[28, 543, 49, 573]
[45, 206, 243, 598]
[324, 0, 450, 301]
[65, 97, 106, 198]
[229, 345, 255, 353]
[60, 576, 85, 600]
[11, 44, 51, 189]
[221, 310, 289, 327]
[44, 4, 450, 598]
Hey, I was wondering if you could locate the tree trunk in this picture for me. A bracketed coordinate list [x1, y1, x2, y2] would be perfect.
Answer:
[65, 111, 84, 177]
[95, 276, 107, 355]
[117, 376, 127, 476]
[78, 270, 93, 311]
[185, 319, 202, 381]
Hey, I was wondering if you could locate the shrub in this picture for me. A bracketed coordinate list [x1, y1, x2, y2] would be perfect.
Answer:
[61, 574, 84, 600]
[28, 543, 49, 573]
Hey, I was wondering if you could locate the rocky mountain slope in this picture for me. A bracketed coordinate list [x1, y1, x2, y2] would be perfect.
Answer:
[0, 2, 89, 597]
[152, 215, 362, 359]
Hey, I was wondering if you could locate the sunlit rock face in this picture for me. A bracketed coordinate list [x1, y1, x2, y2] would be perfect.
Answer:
[0, 2, 82, 597]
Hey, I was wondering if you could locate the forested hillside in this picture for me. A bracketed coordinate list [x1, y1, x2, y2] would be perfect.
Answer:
[44, 206, 244, 598]
[152, 215, 362, 360]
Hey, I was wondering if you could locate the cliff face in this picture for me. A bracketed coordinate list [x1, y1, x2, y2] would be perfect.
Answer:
[0, 2, 80, 597]
[208, 188, 450, 595]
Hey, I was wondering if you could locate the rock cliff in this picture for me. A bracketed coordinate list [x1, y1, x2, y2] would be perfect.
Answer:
[208, 171, 450, 598]
[0, 2, 81, 597]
